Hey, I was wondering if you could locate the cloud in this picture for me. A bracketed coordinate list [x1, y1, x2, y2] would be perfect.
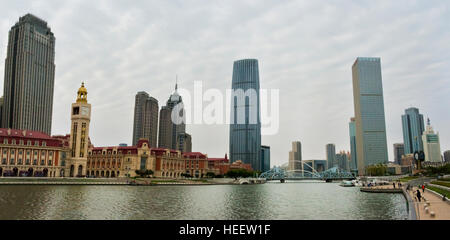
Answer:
[0, 0, 449, 167]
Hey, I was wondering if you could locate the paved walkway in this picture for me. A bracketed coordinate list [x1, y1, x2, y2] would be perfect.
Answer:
[407, 186, 450, 220]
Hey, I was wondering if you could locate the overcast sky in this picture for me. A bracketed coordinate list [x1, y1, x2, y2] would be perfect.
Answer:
[0, 0, 449, 167]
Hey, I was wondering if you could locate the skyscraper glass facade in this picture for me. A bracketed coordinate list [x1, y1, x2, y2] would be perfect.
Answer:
[401, 107, 425, 154]
[326, 143, 336, 169]
[260, 145, 270, 173]
[352, 57, 388, 174]
[349, 118, 358, 173]
[2, 14, 55, 134]
[229, 59, 261, 171]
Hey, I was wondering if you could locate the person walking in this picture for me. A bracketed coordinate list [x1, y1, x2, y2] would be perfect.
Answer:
[393, 182, 396, 189]
[416, 189, 422, 202]
[422, 184, 425, 193]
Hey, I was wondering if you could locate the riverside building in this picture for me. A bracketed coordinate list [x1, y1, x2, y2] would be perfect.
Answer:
[1, 14, 56, 135]
[352, 57, 389, 175]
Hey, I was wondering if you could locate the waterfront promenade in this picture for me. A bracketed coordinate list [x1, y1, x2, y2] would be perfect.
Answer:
[408, 186, 450, 220]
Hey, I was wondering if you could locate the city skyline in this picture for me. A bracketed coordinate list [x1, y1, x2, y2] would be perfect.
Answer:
[0, 2, 449, 168]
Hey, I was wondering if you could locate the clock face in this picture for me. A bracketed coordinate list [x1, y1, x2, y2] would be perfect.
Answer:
[81, 106, 89, 116]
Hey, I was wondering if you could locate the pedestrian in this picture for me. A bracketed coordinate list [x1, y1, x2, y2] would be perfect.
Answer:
[416, 190, 422, 202]
[393, 182, 396, 189]
[422, 184, 425, 193]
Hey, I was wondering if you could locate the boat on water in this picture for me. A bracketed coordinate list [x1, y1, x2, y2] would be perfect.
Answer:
[339, 180, 355, 187]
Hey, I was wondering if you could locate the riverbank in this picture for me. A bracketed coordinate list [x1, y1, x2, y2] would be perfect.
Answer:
[0, 177, 249, 186]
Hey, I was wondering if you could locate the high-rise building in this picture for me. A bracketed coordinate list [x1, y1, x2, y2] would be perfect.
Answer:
[229, 59, 261, 171]
[261, 145, 270, 173]
[1, 14, 55, 135]
[422, 119, 441, 163]
[393, 143, 405, 165]
[349, 117, 358, 173]
[0, 97, 3, 127]
[288, 141, 302, 171]
[401, 107, 425, 154]
[444, 150, 450, 163]
[336, 151, 349, 171]
[132, 91, 159, 147]
[352, 57, 388, 175]
[158, 84, 185, 150]
[176, 133, 192, 153]
[326, 143, 336, 169]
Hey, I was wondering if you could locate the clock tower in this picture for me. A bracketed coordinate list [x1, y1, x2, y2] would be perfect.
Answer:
[67, 82, 91, 177]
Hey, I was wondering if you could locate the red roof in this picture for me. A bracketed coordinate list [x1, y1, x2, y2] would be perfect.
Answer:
[0, 128, 53, 139]
[183, 152, 207, 159]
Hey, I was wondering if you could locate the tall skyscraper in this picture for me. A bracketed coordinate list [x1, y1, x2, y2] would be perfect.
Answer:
[1, 14, 55, 135]
[444, 150, 450, 163]
[229, 59, 261, 171]
[132, 91, 159, 147]
[288, 141, 302, 171]
[393, 143, 405, 165]
[349, 117, 358, 173]
[176, 133, 192, 153]
[422, 119, 441, 162]
[158, 84, 185, 150]
[352, 57, 388, 175]
[336, 151, 349, 171]
[261, 145, 270, 173]
[401, 107, 425, 154]
[326, 143, 336, 169]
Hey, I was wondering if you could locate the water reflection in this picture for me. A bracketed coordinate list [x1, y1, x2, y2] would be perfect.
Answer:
[0, 183, 408, 220]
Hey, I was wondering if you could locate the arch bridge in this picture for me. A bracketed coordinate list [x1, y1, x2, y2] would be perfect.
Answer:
[260, 166, 355, 182]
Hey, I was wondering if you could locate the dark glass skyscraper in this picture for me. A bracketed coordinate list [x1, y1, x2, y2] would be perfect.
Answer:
[349, 117, 358, 173]
[326, 143, 336, 169]
[229, 59, 261, 171]
[401, 107, 425, 154]
[2, 14, 55, 134]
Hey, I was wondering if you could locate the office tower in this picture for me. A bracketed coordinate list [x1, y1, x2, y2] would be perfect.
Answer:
[289, 141, 302, 171]
[158, 84, 185, 149]
[352, 57, 388, 175]
[132, 91, 159, 147]
[422, 119, 442, 162]
[349, 117, 358, 173]
[393, 143, 405, 165]
[401, 107, 425, 154]
[326, 143, 336, 169]
[261, 145, 271, 173]
[444, 150, 450, 163]
[1, 14, 55, 135]
[176, 133, 192, 152]
[229, 59, 261, 171]
[336, 151, 349, 171]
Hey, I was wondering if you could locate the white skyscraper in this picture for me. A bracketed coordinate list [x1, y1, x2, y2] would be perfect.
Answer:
[422, 119, 442, 163]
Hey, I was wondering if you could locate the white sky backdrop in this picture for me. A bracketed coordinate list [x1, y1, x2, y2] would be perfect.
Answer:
[0, 0, 449, 167]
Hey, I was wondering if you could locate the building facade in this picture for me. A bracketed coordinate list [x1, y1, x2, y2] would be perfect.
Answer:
[0, 128, 65, 177]
[422, 119, 442, 162]
[393, 143, 405, 165]
[288, 141, 302, 172]
[444, 150, 450, 163]
[229, 59, 262, 171]
[176, 133, 192, 153]
[302, 160, 327, 177]
[260, 145, 270, 173]
[132, 91, 159, 147]
[158, 84, 185, 150]
[349, 118, 358, 174]
[352, 57, 389, 175]
[336, 151, 349, 171]
[401, 107, 425, 154]
[1, 14, 55, 135]
[326, 143, 336, 169]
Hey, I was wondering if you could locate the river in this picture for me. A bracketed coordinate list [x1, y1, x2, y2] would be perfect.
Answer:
[0, 181, 408, 220]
